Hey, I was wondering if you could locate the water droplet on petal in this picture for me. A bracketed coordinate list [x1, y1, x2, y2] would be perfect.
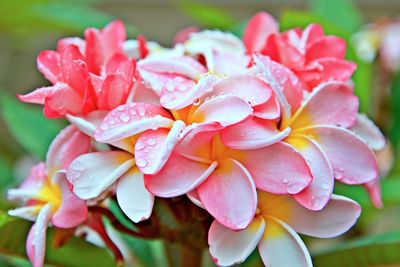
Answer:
[119, 113, 130, 123]
[281, 177, 289, 184]
[136, 158, 147, 167]
[321, 182, 329, 190]
[136, 141, 145, 150]
[100, 124, 109, 131]
[146, 138, 156, 146]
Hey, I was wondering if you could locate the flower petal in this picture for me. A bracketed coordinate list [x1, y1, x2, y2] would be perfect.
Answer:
[160, 74, 219, 110]
[290, 81, 358, 129]
[188, 95, 252, 127]
[306, 36, 346, 61]
[186, 189, 205, 209]
[66, 110, 108, 137]
[287, 135, 334, 211]
[67, 151, 134, 199]
[304, 126, 378, 184]
[145, 153, 217, 197]
[18, 86, 55, 105]
[364, 179, 383, 209]
[26, 204, 52, 267]
[258, 218, 312, 267]
[37, 50, 61, 84]
[253, 96, 280, 120]
[198, 158, 257, 230]
[94, 103, 173, 143]
[243, 12, 278, 53]
[241, 142, 312, 194]
[351, 113, 386, 151]
[116, 167, 154, 223]
[46, 125, 91, 172]
[51, 172, 88, 228]
[272, 194, 361, 238]
[138, 56, 206, 80]
[208, 216, 265, 266]
[221, 118, 291, 150]
[135, 120, 186, 174]
[212, 74, 272, 106]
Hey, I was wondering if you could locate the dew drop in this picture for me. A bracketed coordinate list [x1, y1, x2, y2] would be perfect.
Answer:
[281, 177, 289, 184]
[119, 113, 130, 123]
[138, 107, 146, 117]
[146, 138, 156, 146]
[136, 141, 145, 150]
[117, 105, 126, 111]
[100, 124, 109, 131]
[321, 182, 329, 190]
[136, 158, 147, 167]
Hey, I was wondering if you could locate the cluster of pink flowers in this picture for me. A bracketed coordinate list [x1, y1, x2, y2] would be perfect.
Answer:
[9, 12, 386, 267]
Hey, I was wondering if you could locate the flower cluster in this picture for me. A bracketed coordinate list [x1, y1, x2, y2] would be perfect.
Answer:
[9, 12, 386, 267]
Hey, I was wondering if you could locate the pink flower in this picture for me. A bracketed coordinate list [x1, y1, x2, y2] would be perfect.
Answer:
[243, 12, 356, 90]
[18, 21, 135, 118]
[208, 191, 361, 266]
[7, 126, 90, 267]
[222, 55, 378, 211]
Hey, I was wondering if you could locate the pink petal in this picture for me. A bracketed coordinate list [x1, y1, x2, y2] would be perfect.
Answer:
[44, 83, 85, 117]
[212, 74, 272, 106]
[26, 204, 52, 267]
[57, 37, 85, 53]
[364, 179, 383, 209]
[19, 163, 47, 192]
[275, 194, 361, 238]
[241, 142, 312, 194]
[303, 24, 324, 44]
[208, 216, 265, 266]
[138, 56, 206, 80]
[290, 81, 358, 129]
[97, 74, 130, 110]
[204, 50, 250, 76]
[243, 12, 278, 53]
[85, 20, 126, 74]
[37, 50, 61, 84]
[198, 158, 257, 230]
[253, 55, 303, 118]
[145, 153, 217, 197]
[351, 114, 386, 151]
[274, 35, 306, 70]
[135, 120, 186, 174]
[299, 58, 356, 89]
[46, 125, 91, 172]
[287, 135, 334, 210]
[60, 45, 88, 95]
[186, 189, 204, 209]
[305, 126, 378, 184]
[188, 95, 252, 127]
[67, 151, 134, 199]
[173, 26, 200, 45]
[221, 118, 291, 150]
[51, 172, 88, 228]
[116, 167, 154, 223]
[306, 36, 346, 62]
[160, 74, 219, 110]
[18, 86, 55, 105]
[258, 218, 312, 267]
[94, 103, 173, 143]
[66, 110, 108, 137]
[253, 96, 281, 120]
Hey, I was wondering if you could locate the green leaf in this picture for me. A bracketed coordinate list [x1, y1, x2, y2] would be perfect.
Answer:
[0, 0, 115, 34]
[0, 211, 116, 267]
[313, 231, 400, 266]
[310, 0, 363, 33]
[174, 0, 235, 30]
[0, 94, 66, 159]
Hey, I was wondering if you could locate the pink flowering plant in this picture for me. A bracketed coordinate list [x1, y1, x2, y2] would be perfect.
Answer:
[4, 11, 389, 267]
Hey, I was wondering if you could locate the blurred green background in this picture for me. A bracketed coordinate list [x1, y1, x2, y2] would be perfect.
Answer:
[0, 0, 400, 266]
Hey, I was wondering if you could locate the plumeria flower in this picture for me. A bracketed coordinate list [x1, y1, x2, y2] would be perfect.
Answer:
[66, 102, 177, 223]
[18, 20, 135, 118]
[7, 126, 90, 267]
[243, 12, 356, 90]
[208, 191, 361, 266]
[222, 55, 378, 211]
